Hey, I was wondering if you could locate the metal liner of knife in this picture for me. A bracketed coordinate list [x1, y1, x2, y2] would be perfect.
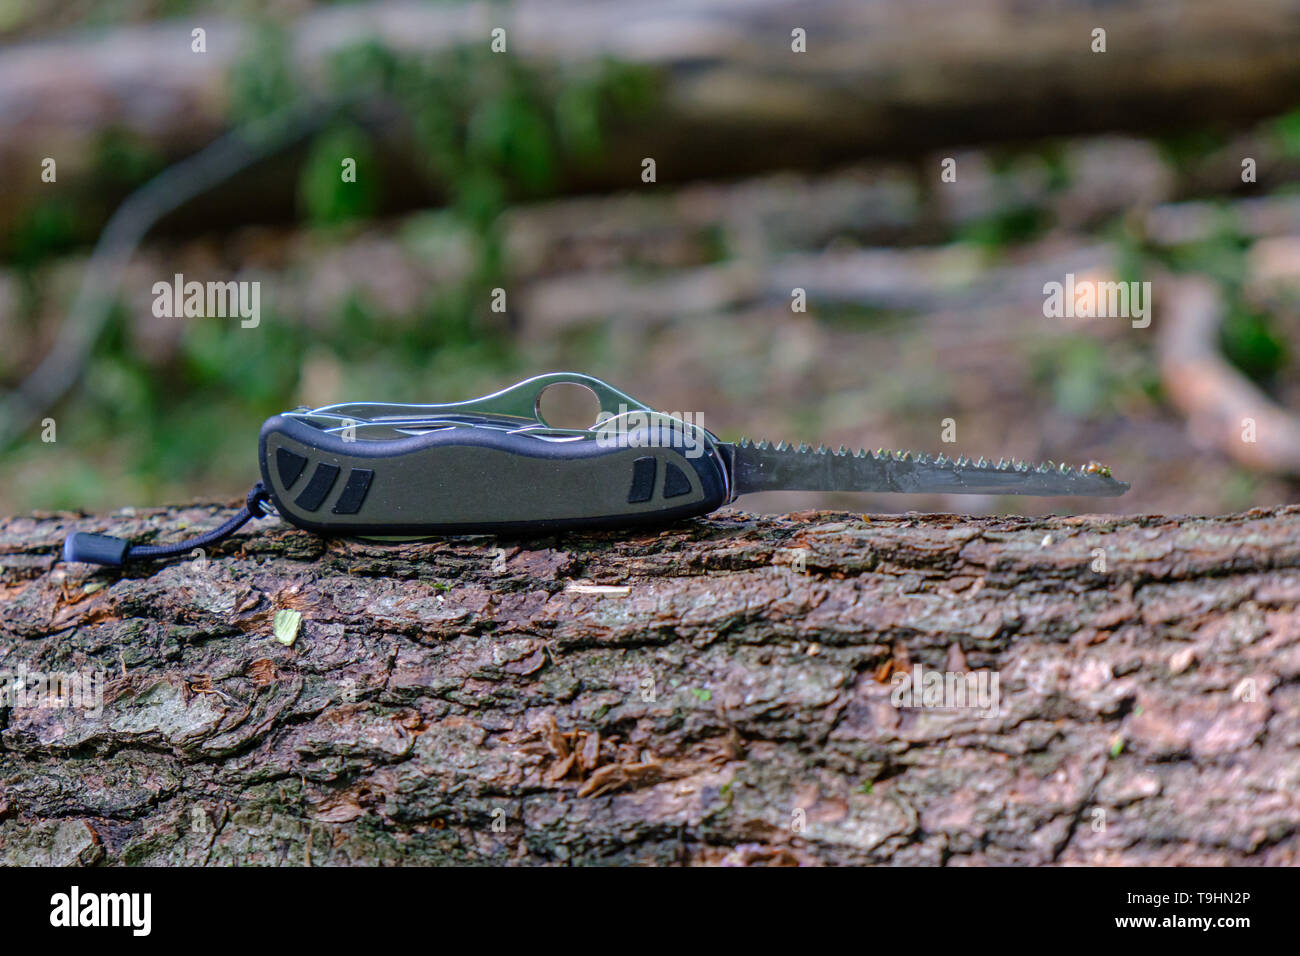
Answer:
[62, 372, 1128, 567]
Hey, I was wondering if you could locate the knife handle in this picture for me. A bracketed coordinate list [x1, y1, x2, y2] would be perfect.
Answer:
[259, 415, 729, 536]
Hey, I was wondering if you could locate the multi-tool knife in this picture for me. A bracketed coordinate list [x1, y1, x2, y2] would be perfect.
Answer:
[63, 372, 1128, 566]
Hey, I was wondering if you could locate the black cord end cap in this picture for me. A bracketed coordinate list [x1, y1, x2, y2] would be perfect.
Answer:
[63, 532, 131, 567]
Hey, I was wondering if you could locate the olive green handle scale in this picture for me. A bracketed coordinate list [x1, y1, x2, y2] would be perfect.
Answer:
[259, 415, 730, 536]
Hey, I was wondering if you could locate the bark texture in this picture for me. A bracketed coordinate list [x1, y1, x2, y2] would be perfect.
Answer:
[2, 502, 1300, 866]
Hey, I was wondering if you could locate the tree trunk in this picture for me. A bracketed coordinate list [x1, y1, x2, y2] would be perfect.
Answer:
[5, 0, 1300, 240]
[2, 502, 1298, 865]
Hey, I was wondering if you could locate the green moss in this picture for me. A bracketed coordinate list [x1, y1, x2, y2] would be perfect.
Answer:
[1155, 129, 1231, 176]
[298, 124, 381, 225]
[228, 22, 298, 125]
[9, 197, 82, 267]
[957, 206, 1049, 250]
[95, 128, 168, 188]
[1220, 305, 1287, 387]
[1273, 108, 1300, 158]
[1029, 337, 1129, 418]
[1156, 221, 1250, 287]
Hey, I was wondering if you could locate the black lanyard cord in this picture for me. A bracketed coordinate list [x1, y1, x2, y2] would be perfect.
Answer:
[62, 483, 273, 567]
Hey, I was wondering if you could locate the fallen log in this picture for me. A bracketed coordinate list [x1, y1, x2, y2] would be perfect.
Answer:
[5, 0, 1300, 241]
[1, 502, 1298, 865]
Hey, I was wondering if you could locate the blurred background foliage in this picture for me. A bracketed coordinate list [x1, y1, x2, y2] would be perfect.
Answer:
[4, 0, 1300, 517]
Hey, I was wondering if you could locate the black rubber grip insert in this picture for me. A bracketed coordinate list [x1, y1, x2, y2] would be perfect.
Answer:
[627, 456, 656, 503]
[331, 468, 374, 515]
[294, 462, 340, 511]
[663, 462, 692, 498]
[276, 447, 308, 488]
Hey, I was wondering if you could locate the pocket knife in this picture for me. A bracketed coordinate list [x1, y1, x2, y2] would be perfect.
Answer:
[259, 372, 1128, 535]
[63, 372, 1128, 567]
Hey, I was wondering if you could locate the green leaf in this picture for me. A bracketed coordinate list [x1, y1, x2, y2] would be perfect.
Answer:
[273, 609, 303, 647]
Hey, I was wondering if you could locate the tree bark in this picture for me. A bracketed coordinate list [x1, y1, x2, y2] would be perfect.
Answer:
[5, 0, 1300, 240]
[2, 502, 1299, 865]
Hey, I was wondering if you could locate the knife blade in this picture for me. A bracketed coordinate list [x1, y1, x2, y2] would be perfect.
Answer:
[727, 439, 1128, 498]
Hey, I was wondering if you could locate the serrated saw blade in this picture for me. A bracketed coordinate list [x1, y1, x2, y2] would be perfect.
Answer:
[728, 440, 1129, 498]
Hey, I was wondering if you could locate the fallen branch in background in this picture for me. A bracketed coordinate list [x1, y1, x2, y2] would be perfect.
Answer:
[4, 0, 1300, 238]
[1159, 275, 1300, 474]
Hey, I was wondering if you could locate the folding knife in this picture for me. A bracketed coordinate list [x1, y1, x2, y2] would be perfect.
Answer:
[259, 372, 1129, 536]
